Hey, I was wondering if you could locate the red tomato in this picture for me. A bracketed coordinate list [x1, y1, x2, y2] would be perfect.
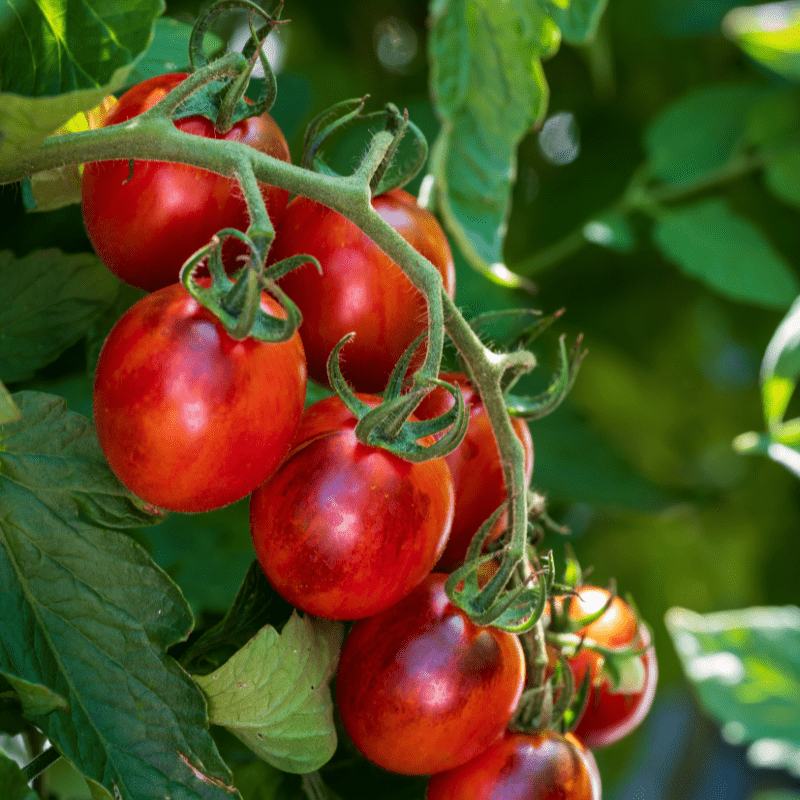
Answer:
[414, 373, 534, 570]
[82, 73, 291, 291]
[335, 573, 525, 775]
[249, 395, 454, 620]
[555, 586, 658, 749]
[425, 730, 601, 800]
[269, 188, 456, 392]
[93, 281, 306, 513]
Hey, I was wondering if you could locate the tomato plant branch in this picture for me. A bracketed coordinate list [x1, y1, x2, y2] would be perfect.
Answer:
[23, 745, 61, 782]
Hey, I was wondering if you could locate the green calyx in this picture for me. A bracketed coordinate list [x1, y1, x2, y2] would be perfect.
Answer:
[324, 333, 469, 463]
[180, 230, 303, 343]
[179, 0, 283, 131]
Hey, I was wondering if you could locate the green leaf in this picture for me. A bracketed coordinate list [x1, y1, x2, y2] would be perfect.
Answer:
[0, 671, 68, 716]
[125, 17, 222, 88]
[0, 751, 39, 800]
[666, 605, 800, 777]
[652, 199, 799, 309]
[181, 561, 294, 676]
[0, 391, 240, 800]
[428, 0, 550, 285]
[137, 502, 262, 619]
[734, 432, 800, 479]
[0, 382, 20, 425]
[643, 83, 768, 186]
[196, 614, 344, 774]
[544, 0, 610, 44]
[723, 3, 800, 82]
[765, 147, 800, 210]
[760, 294, 800, 424]
[582, 211, 637, 252]
[0, 0, 162, 168]
[0, 249, 120, 384]
[745, 90, 800, 149]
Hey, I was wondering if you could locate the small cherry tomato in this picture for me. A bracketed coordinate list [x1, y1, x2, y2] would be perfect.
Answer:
[82, 73, 291, 291]
[414, 373, 534, 570]
[269, 188, 456, 392]
[93, 281, 306, 513]
[335, 573, 526, 775]
[426, 729, 601, 800]
[249, 395, 454, 620]
[555, 586, 658, 749]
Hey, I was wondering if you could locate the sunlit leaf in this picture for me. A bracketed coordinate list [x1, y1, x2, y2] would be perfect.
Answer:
[543, 0, 611, 44]
[666, 605, 800, 777]
[196, 614, 344, 774]
[724, 2, 800, 82]
[428, 0, 551, 286]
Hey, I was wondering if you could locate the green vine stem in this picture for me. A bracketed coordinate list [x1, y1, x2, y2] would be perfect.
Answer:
[23, 745, 61, 782]
[1, 60, 537, 632]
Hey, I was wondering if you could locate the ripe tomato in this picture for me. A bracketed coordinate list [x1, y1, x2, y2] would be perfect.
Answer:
[82, 73, 291, 291]
[414, 373, 534, 570]
[268, 188, 456, 392]
[249, 395, 454, 620]
[93, 280, 306, 513]
[425, 730, 601, 800]
[335, 573, 525, 775]
[554, 586, 658, 749]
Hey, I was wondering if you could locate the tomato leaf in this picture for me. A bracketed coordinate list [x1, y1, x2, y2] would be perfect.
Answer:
[0, 671, 68, 716]
[543, 0, 610, 44]
[0, 392, 240, 800]
[651, 199, 799, 309]
[181, 561, 294, 676]
[643, 83, 768, 187]
[665, 605, 800, 776]
[196, 613, 344, 774]
[427, 0, 550, 287]
[0, 751, 39, 800]
[0, 382, 20, 425]
[0, 0, 161, 168]
[765, 147, 800, 210]
[0, 249, 120, 384]
[723, 4, 800, 82]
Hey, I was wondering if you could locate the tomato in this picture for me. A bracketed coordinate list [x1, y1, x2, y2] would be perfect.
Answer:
[414, 373, 534, 570]
[426, 729, 601, 800]
[269, 188, 456, 392]
[249, 395, 454, 619]
[554, 586, 658, 749]
[82, 73, 291, 291]
[93, 280, 306, 513]
[335, 573, 525, 775]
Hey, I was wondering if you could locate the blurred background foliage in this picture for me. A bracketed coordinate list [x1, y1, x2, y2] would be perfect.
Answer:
[3, 0, 800, 797]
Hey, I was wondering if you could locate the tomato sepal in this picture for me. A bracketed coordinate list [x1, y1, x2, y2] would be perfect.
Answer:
[180, 231, 302, 343]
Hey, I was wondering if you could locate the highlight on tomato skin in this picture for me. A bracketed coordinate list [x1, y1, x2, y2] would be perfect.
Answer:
[81, 73, 291, 292]
[249, 395, 455, 620]
[93, 280, 307, 514]
[425, 729, 601, 800]
[414, 372, 534, 571]
[553, 586, 658, 750]
[335, 572, 526, 776]
[269, 187, 456, 393]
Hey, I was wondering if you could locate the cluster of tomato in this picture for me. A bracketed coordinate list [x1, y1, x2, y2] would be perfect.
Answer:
[83, 73, 656, 799]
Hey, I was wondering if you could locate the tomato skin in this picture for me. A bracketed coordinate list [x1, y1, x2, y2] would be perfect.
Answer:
[335, 573, 525, 775]
[82, 73, 291, 291]
[425, 730, 601, 800]
[556, 586, 658, 749]
[414, 373, 534, 570]
[269, 188, 456, 392]
[249, 395, 454, 620]
[93, 281, 306, 513]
